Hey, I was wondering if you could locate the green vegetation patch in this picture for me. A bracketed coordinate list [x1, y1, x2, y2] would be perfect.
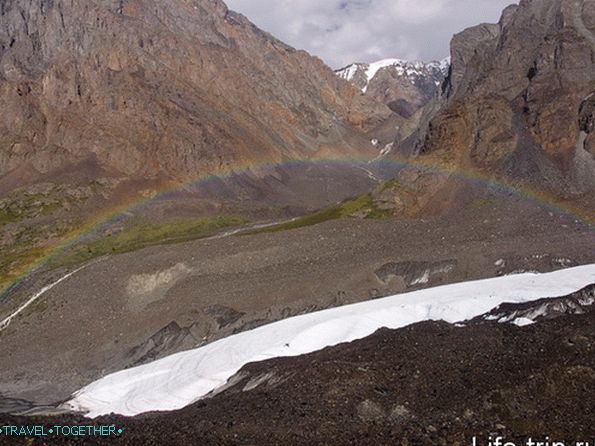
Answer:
[0, 195, 65, 227]
[471, 198, 497, 210]
[51, 215, 249, 268]
[0, 207, 20, 226]
[0, 215, 248, 297]
[379, 178, 402, 193]
[0, 245, 51, 297]
[248, 194, 393, 235]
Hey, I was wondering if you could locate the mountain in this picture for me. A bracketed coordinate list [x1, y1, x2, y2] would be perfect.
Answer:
[0, 0, 389, 195]
[336, 58, 449, 118]
[0, 0, 395, 296]
[0, 0, 594, 433]
[361, 0, 595, 222]
[410, 0, 595, 201]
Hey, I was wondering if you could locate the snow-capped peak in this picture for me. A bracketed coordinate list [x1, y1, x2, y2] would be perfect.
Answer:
[427, 57, 451, 71]
[336, 63, 360, 82]
[336, 57, 450, 93]
[365, 58, 411, 83]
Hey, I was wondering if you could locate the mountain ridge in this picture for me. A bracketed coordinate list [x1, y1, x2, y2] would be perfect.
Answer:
[0, 0, 395, 294]
[336, 57, 449, 118]
[0, 0, 389, 184]
[413, 0, 595, 199]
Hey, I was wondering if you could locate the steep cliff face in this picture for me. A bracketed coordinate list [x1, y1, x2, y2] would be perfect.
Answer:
[416, 0, 595, 198]
[0, 0, 389, 185]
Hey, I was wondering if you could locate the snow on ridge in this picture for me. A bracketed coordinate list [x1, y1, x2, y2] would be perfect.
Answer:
[336, 63, 360, 82]
[427, 56, 451, 73]
[365, 58, 408, 82]
[65, 265, 595, 418]
[336, 57, 451, 93]
[364, 57, 450, 82]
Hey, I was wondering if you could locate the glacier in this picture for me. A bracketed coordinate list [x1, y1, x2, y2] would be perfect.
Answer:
[65, 264, 595, 418]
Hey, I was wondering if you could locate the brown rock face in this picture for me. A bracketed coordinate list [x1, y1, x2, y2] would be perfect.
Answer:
[416, 0, 595, 198]
[0, 0, 389, 186]
[579, 93, 595, 155]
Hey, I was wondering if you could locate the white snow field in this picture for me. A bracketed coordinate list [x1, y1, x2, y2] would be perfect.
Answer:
[336, 57, 450, 92]
[66, 265, 595, 418]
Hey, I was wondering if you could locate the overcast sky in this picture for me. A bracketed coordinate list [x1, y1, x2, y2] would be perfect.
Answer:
[225, 0, 516, 69]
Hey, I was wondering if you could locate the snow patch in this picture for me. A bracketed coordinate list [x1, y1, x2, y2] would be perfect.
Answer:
[127, 263, 191, 297]
[410, 270, 430, 285]
[372, 142, 395, 162]
[512, 317, 535, 327]
[336, 63, 359, 82]
[365, 59, 407, 83]
[66, 265, 595, 418]
[379, 142, 394, 157]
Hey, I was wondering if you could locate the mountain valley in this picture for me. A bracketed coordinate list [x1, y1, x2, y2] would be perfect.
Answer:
[0, 0, 593, 444]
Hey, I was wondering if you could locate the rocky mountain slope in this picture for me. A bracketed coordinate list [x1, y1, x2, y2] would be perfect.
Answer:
[63, 267, 594, 417]
[0, 0, 389, 192]
[0, 0, 395, 296]
[336, 58, 449, 118]
[407, 0, 595, 202]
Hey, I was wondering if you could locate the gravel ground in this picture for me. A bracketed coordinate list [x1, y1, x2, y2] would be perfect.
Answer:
[0, 196, 593, 409]
[0, 293, 593, 445]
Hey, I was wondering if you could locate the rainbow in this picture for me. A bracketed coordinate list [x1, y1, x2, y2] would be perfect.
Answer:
[1, 152, 593, 302]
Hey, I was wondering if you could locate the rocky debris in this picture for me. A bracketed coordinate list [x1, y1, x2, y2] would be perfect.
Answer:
[493, 254, 579, 277]
[126, 321, 200, 367]
[363, 167, 454, 217]
[0, 395, 33, 415]
[0, 199, 593, 408]
[205, 304, 245, 329]
[2, 292, 594, 445]
[0, 184, 91, 219]
[579, 93, 595, 155]
[374, 259, 457, 287]
[472, 284, 595, 326]
[579, 94, 595, 134]
[125, 263, 194, 311]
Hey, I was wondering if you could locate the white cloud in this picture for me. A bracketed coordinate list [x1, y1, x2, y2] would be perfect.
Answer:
[225, 0, 517, 68]
[389, 0, 445, 24]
